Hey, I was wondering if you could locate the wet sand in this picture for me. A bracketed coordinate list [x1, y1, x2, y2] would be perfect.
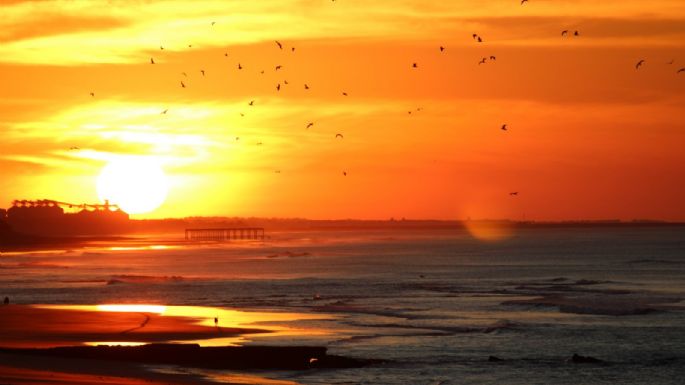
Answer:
[0, 304, 267, 348]
[0, 305, 270, 384]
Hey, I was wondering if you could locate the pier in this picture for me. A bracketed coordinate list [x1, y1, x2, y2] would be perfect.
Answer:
[184, 227, 265, 241]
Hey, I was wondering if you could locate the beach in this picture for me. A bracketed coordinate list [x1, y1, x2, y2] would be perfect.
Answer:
[1, 225, 684, 384]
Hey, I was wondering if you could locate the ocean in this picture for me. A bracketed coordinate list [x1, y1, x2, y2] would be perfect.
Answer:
[1, 225, 684, 384]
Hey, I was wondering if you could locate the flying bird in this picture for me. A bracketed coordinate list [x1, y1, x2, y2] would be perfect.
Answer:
[161, 109, 168, 114]
[291, 47, 295, 52]
[667, 59, 674, 65]
[472, 34, 478, 40]
[342, 171, 347, 176]
[306, 122, 314, 129]
[521, 0, 528, 4]
[677, 67, 685, 74]
[635, 60, 645, 69]
[238, 63, 242, 70]
[160, 45, 164, 50]
[561, 30, 568, 37]
[211, 21, 216, 26]
[275, 65, 282, 71]
[335, 133, 344, 139]
[342, 92, 348, 96]
[477, 36, 483, 42]
[510, 192, 519, 196]
[304, 84, 309, 90]
[284, 80, 289, 85]
[188, 44, 192, 48]
[180, 81, 186, 88]
[439, 46, 445, 52]
[501, 124, 508, 131]
[69, 146, 79, 150]
[89, 92, 95, 97]
[489, 55, 496, 61]
[200, 69, 205, 76]
[412, 62, 418, 68]
[574, 30, 579, 36]
[478, 57, 487, 65]
[248, 100, 254, 106]
[150, 57, 155, 64]
[224, 52, 228, 57]
[275, 40, 283, 49]
[276, 83, 281, 91]
[181, 72, 187, 77]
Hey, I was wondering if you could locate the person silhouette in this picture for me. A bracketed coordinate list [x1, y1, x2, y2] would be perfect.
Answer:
[3, 296, 9, 305]
[214, 317, 218, 328]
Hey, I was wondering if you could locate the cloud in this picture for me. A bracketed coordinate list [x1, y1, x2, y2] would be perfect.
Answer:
[2, 1, 684, 65]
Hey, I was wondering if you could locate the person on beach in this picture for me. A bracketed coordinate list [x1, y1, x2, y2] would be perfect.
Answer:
[3, 296, 8, 305]
[214, 316, 218, 328]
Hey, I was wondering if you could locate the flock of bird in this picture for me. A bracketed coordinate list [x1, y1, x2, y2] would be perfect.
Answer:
[83, 1, 684, 196]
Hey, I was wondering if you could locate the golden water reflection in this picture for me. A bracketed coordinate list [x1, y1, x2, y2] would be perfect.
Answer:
[36, 304, 334, 347]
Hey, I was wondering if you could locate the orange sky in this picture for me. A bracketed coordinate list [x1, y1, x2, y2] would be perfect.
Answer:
[1, 0, 684, 220]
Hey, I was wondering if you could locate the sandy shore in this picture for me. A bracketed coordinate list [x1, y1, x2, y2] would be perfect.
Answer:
[0, 305, 273, 384]
[0, 304, 267, 348]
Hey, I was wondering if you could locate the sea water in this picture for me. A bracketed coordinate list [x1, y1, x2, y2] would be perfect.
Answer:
[1, 225, 684, 384]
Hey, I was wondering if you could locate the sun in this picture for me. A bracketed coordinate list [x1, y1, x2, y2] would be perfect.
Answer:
[97, 158, 169, 215]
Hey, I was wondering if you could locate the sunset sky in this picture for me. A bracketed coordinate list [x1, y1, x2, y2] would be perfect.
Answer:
[1, 0, 684, 220]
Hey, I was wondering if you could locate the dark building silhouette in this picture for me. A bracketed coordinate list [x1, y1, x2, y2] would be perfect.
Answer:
[3, 199, 130, 237]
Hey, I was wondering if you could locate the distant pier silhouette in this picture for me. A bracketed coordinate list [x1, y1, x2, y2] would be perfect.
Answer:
[185, 227, 265, 241]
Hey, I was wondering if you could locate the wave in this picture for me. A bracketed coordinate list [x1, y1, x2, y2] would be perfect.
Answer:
[502, 294, 681, 316]
[106, 274, 186, 285]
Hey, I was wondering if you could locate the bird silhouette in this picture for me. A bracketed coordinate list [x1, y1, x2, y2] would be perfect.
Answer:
[472, 33, 478, 40]
[342, 171, 347, 176]
[574, 30, 579, 36]
[150, 57, 155, 64]
[69, 146, 79, 150]
[561, 30, 568, 37]
[181, 72, 187, 77]
[666, 59, 674, 65]
[510, 192, 519, 196]
[521, 0, 528, 4]
[211, 21, 216, 26]
[501, 124, 508, 131]
[335, 133, 344, 139]
[439, 46, 445, 52]
[275, 40, 283, 49]
[489, 55, 496, 61]
[161, 109, 168, 114]
[284, 80, 289, 85]
[89, 92, 95, 97]
[276, 83, 281, 91]
[200, 69, 205, 76]
[180, 81, 186, 88]
[304, 84, 309, 90]
[224, 52, 228, 57]
[188, 44, 192, 48]
[160, 45, 164, 50]
[677, 67, 685, 74]
[477, 36, 483, 42]
[635, 60, 645, 69]
[342, 92, 348, 96]
[248, 100, 254, 106]
[478, 57, 487, 65]
[291, 47, 295, 52]
[275, 65, 282, 71]
[412, 62, 418, 68]
[306, 122, 314, 129]
[238, 63, 242, 70]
